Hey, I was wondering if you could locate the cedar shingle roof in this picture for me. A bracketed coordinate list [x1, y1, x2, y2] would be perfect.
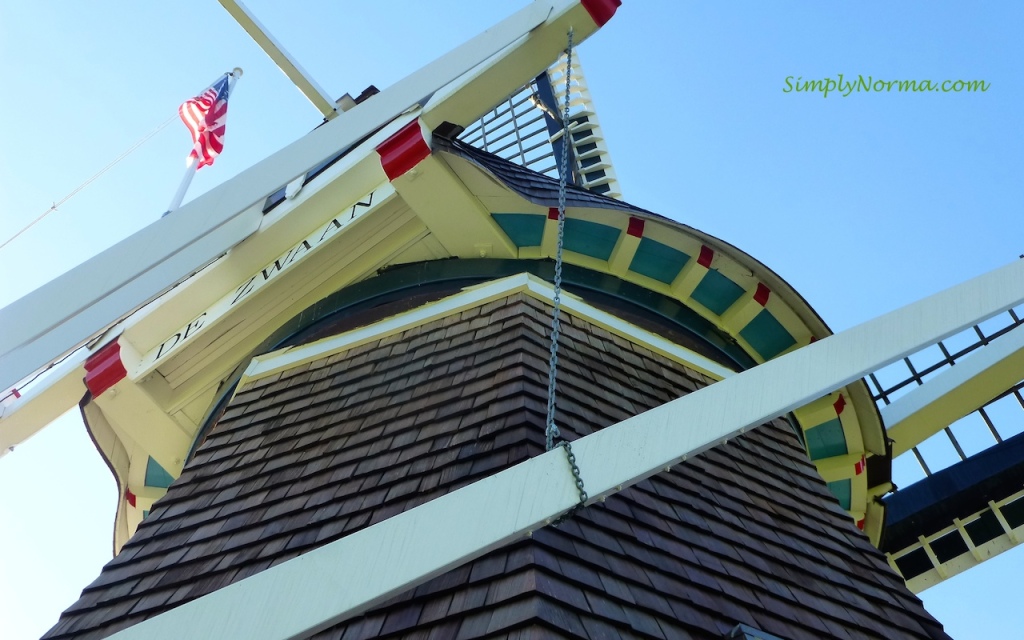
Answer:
[46, 293, 948, 639]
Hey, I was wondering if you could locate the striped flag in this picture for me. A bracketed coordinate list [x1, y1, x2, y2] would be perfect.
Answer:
[179, 74, 231, 169]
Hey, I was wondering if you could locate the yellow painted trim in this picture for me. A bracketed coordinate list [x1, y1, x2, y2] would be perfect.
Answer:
[865, 500, 886, 545]
[814, 451, 866, 483]
[240, 272, 736, 388]
[851, 473, 867, 517]
[891, 488, 1024, 592]
[392, 152, 518, 260]
[792, 393, 842, 427]
[669, 257, 709, 300]
[607, 231, 641, 276]
[719, 291, 764, 337]
[540, 214, 560, 258]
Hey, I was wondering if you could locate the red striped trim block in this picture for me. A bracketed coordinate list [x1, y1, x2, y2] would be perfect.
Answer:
[85, 340, 127, 398]
[377, 121, 431, 181]
[581, 0, 621, 27]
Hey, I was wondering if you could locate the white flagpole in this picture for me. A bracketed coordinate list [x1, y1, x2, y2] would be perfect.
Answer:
[164, 68, 242, 217]
[165, 157, 198, 216]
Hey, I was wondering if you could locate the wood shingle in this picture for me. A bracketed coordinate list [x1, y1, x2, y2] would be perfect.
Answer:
[45, 295, 949, 639]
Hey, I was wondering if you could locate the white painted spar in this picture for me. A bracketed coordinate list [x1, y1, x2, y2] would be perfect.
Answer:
[883, 322, 1024, 457]
[218, 0, 338, 119]
[0, 347, 89, 457]
[108, 258, 1024, 640]
[0, 0, 604, 394]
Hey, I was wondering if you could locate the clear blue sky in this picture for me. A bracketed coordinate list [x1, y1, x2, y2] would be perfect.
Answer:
[1, 2, 1022, 638]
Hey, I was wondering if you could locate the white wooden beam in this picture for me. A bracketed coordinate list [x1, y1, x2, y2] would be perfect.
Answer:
[218, 0, 338, 120]
[108, 258, 1024, 640]
[93, 380, 194, 477]
[883, 322, 1024, 457]
[0, 349, 88, 457]
[0, 0, 601, 394]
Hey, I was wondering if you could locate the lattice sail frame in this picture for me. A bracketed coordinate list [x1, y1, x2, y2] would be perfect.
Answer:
[874, 306, 1024, 475]
[459, 51, 622, 199]
[874, 304, 1024, 591]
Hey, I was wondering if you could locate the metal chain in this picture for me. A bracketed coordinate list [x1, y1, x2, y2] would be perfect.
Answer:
[556, 441, 588, 523]
[544, 28, 588, 523]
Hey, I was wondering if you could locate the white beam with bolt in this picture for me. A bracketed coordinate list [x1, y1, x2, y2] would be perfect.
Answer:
[218, 0, 338, 120]
[0, 348, 88, 457]
[108, 258, 1024, 640]
[884, 322, 1024, 457]
[0, 0, 604, 394]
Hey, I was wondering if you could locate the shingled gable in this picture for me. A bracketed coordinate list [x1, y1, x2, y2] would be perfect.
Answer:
[45, 290, 949, 639]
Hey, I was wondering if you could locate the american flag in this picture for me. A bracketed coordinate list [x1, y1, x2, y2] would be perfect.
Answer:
[179, 74, 231, 169]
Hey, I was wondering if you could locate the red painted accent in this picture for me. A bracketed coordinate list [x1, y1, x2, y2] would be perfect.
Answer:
[84, 340, 127, 398]
[753, 283, 771, 307]
[626, 217, 645, 238]
[856, 518, 865, 530]
[854, 455, 866, 475]
[11, 388, 20, 399]
[809, 336, 819, 344]
[125, 488, 137, 508]
[581, 0, 621, 27]
[548, 207, 560, 220]
[376, 120, 430, 181]
[697, 245, 714, 268]
[833, 393, 846, 416]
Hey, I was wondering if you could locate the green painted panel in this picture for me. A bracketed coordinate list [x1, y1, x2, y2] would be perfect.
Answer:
[563, 218, 620, 260]
[143, 510, 151, 520]
[827, 479, 852, 510]
[629, 238, 690, 284]
[739, 309, 798, 360]
[805, 418, 848, 460]
[145, 456, 175, 489]
[491, 213, 545, 247]
[691, 270, 745, 315]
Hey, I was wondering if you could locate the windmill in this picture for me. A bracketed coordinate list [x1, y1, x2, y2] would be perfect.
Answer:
[2, 1, 1024, 638]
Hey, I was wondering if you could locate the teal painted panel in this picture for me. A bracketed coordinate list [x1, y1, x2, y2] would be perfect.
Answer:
[143, 510, 151, 520]
[563, 218, 620, 260]
[740, 309, 798, 360]
[805, 418, 848, 460]
[827, 479, 852, 510]
[145, 456, 175, 489]
[691, 270, 745, 315]
[629, 238, 690, 284]
[491, 213, 545, 247]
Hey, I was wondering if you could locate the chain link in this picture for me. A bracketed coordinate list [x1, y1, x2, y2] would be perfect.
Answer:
[544, 28, 588, 525]
[551, 441, 588, 525]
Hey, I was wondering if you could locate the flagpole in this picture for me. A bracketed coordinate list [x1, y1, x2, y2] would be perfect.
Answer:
[165, 158, 198, 216]
[164, 68, 243, 217]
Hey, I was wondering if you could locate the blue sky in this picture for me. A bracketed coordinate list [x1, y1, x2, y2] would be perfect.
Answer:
[1, 2, 1022, 638]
